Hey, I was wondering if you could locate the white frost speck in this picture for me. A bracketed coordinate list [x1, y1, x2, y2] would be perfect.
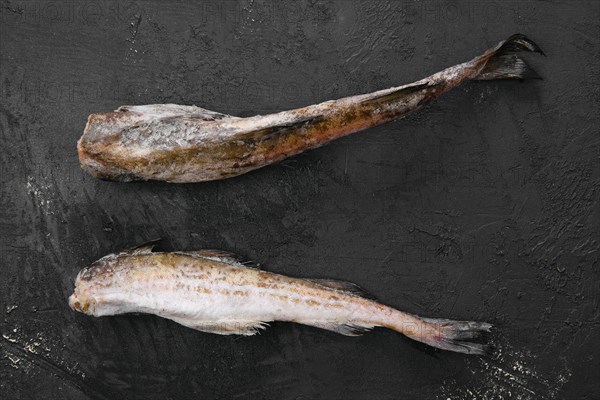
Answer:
[437, 344, 572, 400]
[26, 175, 54, 214]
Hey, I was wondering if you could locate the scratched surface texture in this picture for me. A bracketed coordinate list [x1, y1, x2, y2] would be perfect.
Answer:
[0, 0, 598, 399]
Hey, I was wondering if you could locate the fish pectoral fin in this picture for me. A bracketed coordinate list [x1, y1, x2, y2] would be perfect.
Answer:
[170, 317, 270, 336]
[307, 279, 376, 300]
[305, 320, 377, 337]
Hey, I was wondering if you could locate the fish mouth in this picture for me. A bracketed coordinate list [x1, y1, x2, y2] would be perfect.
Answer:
[69, 293, 84, 312]
[69, 291, 92, 314]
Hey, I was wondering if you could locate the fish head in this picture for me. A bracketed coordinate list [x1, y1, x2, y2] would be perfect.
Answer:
[78, 109, 146, 182]
[69, 253, 125, 316]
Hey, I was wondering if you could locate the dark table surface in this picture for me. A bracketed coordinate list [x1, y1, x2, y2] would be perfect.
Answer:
[1, 1, 598, 399]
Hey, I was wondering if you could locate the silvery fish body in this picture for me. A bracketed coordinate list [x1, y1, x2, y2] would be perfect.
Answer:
[77, 34, 543, 182]
[69, 241, 492, 355]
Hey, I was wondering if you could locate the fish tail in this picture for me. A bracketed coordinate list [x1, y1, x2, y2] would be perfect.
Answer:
[419, 317, 493, 355]
[394, 314, 493, 355]
[473, 33, 545, 81]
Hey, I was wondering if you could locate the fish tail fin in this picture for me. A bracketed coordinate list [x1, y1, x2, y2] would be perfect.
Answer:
[399, 316, 493, 355]
[474, 33, 545, 81]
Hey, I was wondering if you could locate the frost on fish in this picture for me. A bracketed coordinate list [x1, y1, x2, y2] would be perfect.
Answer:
[78, 34, 544, 183]
[69, 241, 492, 355]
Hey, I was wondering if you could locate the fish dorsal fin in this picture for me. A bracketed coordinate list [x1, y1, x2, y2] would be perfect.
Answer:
[117, 104, 236, 122]
[360, 82, 437, 107]
[307, 279, 376, 300]
[193, 249, 243, 260]
[235, 115, 324, 141]
[178, 249, 262, 269]
[121, 239, 161, 255]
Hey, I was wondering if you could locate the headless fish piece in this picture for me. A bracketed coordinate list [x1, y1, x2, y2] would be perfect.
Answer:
[69, 241, 492, 355]
[78, 34, 543, 183]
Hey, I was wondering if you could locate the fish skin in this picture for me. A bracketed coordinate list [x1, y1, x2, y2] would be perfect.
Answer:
[69, 243, 492, 355]
[77, 34, 543, 183]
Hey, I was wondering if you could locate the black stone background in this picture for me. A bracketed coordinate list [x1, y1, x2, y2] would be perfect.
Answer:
[1, 1, 598, 399]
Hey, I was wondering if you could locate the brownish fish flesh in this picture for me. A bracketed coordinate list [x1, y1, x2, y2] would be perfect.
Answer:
[77, 34, 543, 183]
[69, 241, 492, 355]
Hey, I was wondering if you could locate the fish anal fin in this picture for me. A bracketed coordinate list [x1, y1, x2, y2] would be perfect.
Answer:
[121, 239, 161, 255]
[170, 317, 269, 336]
[306, 320, 376, 337]
[307, 279, 376, 300]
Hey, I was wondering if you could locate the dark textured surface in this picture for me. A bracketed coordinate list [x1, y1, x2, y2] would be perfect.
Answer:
[1, 1, 598, 399]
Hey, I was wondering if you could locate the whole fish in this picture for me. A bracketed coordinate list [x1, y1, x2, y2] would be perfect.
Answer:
[69, 241, 491, 354]
[78, 34, 543, 183]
